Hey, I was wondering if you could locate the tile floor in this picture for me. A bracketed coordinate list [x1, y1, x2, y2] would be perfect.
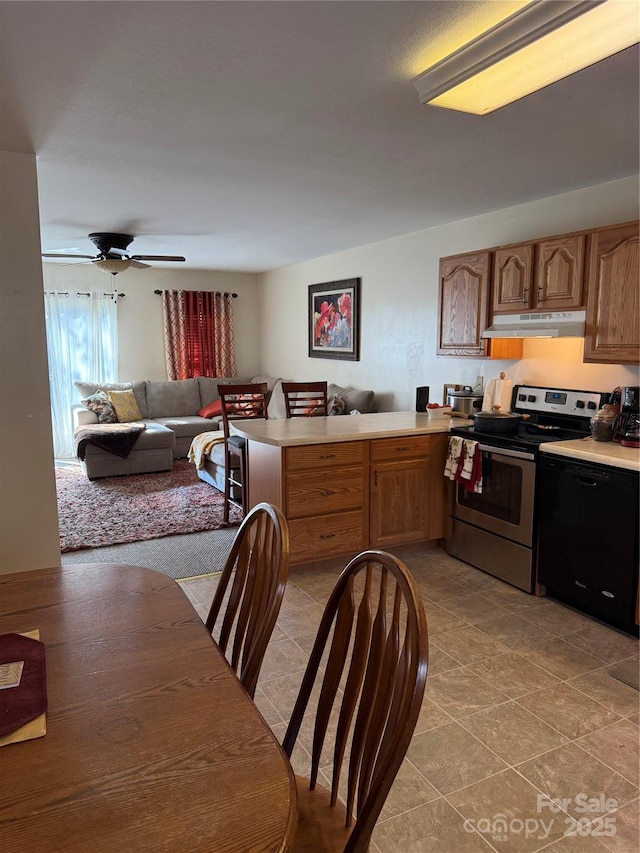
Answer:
[179, 543, 639, 853]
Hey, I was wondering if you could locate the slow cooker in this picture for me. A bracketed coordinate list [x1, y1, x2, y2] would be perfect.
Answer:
[446, 387, 483, 415]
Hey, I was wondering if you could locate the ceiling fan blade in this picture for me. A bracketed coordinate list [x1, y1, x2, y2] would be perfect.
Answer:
[130, 255, 186, 262]
[130, 260, 151, 269]
[42, 253, 95, 259]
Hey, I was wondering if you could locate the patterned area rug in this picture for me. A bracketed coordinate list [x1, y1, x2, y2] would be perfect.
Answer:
[56, 460, 242, 552]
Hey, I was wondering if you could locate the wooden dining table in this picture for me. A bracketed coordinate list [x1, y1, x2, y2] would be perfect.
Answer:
[0, 563, 297, 852]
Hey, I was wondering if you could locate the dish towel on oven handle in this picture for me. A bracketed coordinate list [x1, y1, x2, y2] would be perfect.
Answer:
[444, 437, 483, 493]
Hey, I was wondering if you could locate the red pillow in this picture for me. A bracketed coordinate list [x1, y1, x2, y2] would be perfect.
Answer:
[198, 399, 222, 418]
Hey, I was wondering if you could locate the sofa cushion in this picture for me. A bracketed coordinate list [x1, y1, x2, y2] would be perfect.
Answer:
[267, 379, 288, 420]
[145, 379, 201, 418]
[75, 380, 148, 418]
[80, 390, 117, 424]
[153, 415, 216, 440]
[198, 399, 222, 418]
[197, 376, 251, 408]
[108, 389, 143, 423]
[328, 383, 374, 414]
[328, 394, 347, 416]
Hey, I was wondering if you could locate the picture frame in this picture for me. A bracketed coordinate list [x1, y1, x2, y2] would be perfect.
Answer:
[308, 278, 361, 361]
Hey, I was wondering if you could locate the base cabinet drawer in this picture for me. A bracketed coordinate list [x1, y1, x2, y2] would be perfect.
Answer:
[288, 510, 367, 563]
[286, 467, 364, 518]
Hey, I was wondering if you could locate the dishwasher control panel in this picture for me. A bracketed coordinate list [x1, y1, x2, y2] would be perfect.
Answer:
[513, 385, 607, 419]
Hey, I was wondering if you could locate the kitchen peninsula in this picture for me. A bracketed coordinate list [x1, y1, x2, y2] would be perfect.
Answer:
[232, 412, 460, 565]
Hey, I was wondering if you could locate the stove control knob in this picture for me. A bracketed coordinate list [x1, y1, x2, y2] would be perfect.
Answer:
[587, 401, 597, 410]
[576, 400, 585, 408]
[527, 394, 536, 402]
[518, 393, 527, 402]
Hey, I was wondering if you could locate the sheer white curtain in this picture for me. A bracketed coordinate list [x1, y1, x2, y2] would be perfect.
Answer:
[44, 291, 118, 458]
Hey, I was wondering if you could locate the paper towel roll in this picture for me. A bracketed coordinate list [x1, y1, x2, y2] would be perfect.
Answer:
[482, 378, 514, 412]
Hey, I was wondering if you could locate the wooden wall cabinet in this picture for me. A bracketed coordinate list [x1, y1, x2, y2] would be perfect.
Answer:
[584, 221, 640, 364]
[492, 244, 535, 314]
[492, 235, 586, 315]
[437, 251, 490, 357]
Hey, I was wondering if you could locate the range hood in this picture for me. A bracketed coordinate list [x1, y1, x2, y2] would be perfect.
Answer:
[482, 310, 586, 339]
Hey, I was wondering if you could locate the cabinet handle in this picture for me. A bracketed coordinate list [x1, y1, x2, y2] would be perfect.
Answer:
[575, 580, 587, 589]
[523, 288, 529, 303]
[320, 489, 335, 497]
[396, 446, 410, 452]
[601, 590, 615, 599]
[320, 533, 336, 540]
[319, 453, 336, 459]
[537, 286, 543, 301]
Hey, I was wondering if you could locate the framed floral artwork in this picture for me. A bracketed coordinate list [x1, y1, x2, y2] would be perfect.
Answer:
[308, 278, 361, 361]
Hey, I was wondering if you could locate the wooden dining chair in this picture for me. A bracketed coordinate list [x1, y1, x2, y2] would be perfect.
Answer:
[281, 381, 328, 418]
[205, 502, 290, 699]
[282, 550, 429, 853]
[218, 382, 269, 524]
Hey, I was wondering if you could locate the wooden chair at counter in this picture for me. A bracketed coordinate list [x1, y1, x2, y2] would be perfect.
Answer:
[218, 382, 269, 524]
[205, 502, 290, 699]
[282, 549, 429, 853]
[282, 381, 328, 417]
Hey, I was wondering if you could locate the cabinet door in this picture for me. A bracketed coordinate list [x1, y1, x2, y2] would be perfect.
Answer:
[584, 221, 640, 364]
[535, 234, 585, 310]
[437, 251, 490, 357]
[370, 459, 429, 547]
[492, 244, 535, 314]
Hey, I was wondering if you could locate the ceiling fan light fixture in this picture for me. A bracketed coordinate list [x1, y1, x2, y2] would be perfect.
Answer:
[411, 0, 640, 115]
[94, 259, 132, 275]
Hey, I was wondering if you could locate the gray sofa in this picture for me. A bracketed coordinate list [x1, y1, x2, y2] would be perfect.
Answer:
[73, 376, 375, 484]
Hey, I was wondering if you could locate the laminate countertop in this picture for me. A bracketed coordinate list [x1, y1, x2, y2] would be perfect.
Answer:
[540, 437, 640, 472]
[231, 411, 472, 447]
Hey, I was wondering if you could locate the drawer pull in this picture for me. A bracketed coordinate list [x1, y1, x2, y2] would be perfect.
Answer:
[395, 446, 410, 452]
[320, 453, 336, 459]
[320, 490, 335, 497]
[320, 533, 336, 540]
[601, 590, 615, 599]
[575, 580, 587, 589]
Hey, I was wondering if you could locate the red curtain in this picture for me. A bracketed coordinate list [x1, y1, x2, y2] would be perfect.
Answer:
[162, 290, 236, 379]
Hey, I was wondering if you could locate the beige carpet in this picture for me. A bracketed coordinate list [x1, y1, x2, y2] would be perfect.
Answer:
[60, 526, 239, 580]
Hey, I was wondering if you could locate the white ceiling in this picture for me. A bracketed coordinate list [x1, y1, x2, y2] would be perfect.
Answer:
[2, 1, 638, 272]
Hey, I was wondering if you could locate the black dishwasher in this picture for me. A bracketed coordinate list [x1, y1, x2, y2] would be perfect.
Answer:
[537, 455, 639, 634]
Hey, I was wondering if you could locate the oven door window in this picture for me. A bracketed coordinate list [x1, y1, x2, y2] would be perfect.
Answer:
[453, 451, 535, 547]
[458, 456, 522, 524]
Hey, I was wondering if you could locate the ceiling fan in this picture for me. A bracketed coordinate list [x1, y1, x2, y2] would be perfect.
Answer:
[41, 233, 186, 274]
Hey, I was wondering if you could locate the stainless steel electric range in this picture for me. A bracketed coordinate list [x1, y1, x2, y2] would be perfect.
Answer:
[445, 384, 608, 592]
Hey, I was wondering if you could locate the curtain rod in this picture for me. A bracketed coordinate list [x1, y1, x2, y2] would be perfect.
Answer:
[154, 289, 237, 297]
[45, 290, 125, 298]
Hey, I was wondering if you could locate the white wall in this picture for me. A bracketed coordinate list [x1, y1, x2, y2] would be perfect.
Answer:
[42, 264, 262, 382]
[0, 151, 60, 573]
[259, 176, 640, 411]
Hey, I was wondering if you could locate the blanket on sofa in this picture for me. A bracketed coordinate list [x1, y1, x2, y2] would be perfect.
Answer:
[74, 423, 146, 461]
[188, 431, 226, 470]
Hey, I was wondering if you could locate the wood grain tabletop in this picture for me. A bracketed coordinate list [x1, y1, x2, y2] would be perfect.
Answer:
[0, 563, 297, 852]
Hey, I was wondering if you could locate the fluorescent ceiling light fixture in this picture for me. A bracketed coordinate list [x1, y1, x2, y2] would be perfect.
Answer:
[411, 0, 640, 115]
[94, 259, 132, 275]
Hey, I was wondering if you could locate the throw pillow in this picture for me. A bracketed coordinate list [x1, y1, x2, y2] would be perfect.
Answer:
[198, 399, 223, 418]
[108, 389, 143, 423]
[80, 390, 117, 424]
[301, 398, 322, 416]
[328, 395, 347, 416]
[226, 393, 264, 416]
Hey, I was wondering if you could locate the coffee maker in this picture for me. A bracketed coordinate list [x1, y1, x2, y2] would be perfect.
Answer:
[612, 386, 640, 447]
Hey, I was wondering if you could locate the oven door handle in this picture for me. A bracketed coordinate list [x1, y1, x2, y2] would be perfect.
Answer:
[477, 443, 535, 461]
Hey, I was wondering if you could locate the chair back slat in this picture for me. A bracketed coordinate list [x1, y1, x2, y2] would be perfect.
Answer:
[205, 502, 289, 698]
[310, 586, 355, 789]
[283, 549, 428, 853]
